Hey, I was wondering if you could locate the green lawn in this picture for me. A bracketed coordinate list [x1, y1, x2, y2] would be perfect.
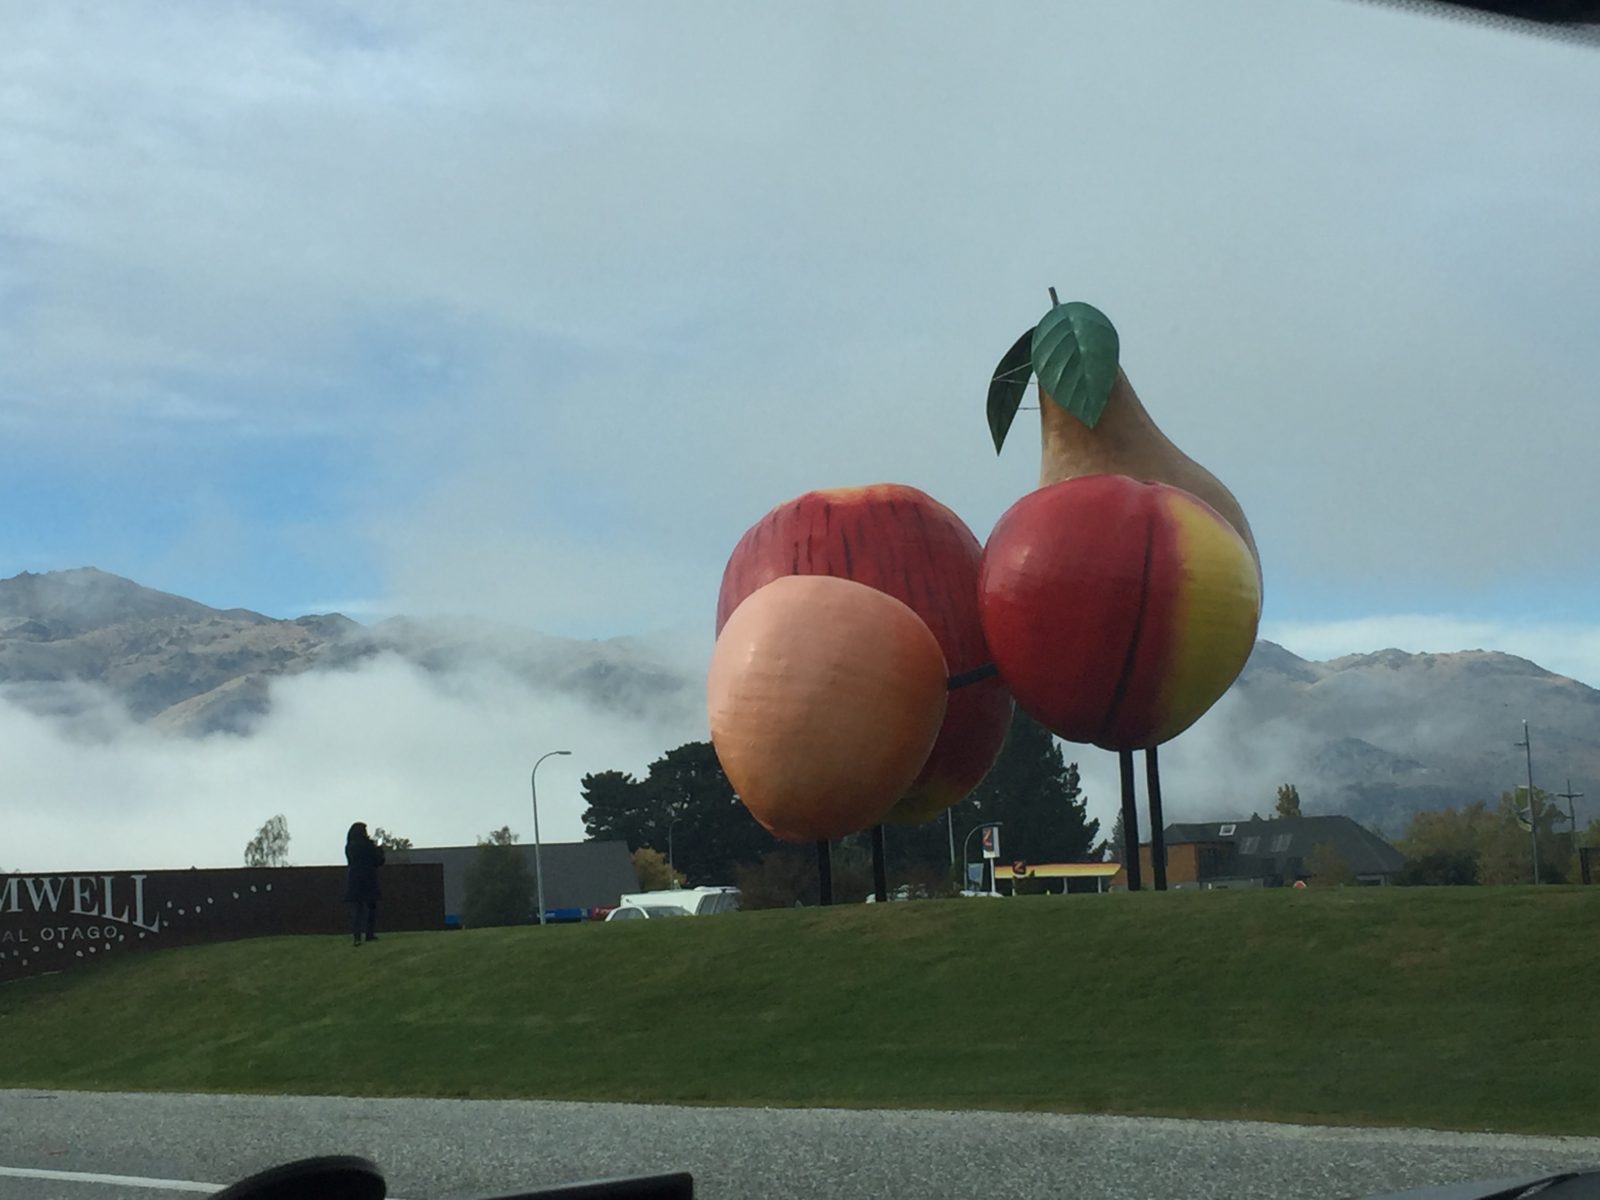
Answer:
[3, 887, 1597, 1134]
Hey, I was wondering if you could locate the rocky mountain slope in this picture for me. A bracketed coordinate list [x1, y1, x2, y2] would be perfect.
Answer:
[1228, 640, 1599, 833]
[0, 568, 696, 737]
[2, 567, 1594, 834]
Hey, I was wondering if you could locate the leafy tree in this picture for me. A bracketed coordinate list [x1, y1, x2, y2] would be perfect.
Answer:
[1400, 801, 1495, 864]
[1304, 840, 1354, 885]
[1398, 851, 1479, 886]
[1399, 792, 1570, 885]
[371, 827, 413, 862]
[632, 846, 685, 891]
[957, 709, 1100, 864]
[1480, 788, 1569, 884]
[463, 826, 534, 927]
[581, 744, 777, 885]
[243, 814, 290, 867]
[1107, 810, 1126, 864]
[733, 844, 874, 909]
[1275, 783, 1302, 819]
[580, 770, 653, 848]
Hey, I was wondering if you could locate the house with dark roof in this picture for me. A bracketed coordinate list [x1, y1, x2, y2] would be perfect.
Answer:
[1110, 814, 1406, 890]
[404, 840, 639, 925]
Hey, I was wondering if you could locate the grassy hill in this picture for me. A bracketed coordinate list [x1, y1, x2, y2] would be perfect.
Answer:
[3, 888, 1598, 1134]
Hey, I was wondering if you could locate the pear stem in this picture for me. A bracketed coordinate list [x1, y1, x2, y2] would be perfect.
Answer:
[1047, 286, 1059, 306]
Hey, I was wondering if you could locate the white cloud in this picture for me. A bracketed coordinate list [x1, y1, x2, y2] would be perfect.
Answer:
[4, 1, 1599, 636]
[0, 653, 704, 874]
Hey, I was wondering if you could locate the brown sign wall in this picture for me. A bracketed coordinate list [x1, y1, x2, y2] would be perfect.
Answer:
[0, 863, 444, 983]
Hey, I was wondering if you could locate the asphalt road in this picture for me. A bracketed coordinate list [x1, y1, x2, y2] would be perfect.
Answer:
[3, 1090, 1599, 1200]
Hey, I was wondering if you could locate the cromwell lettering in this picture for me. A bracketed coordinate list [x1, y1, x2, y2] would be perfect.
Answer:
[25, 877, 67, 912]
[131, 876, 159, 933]
[102, 876, 130, 924]
[71, 876, 97, 915]
[0, 876, 18, 913]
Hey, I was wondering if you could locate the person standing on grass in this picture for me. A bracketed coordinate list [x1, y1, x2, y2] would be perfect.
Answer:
[344, 822, 385, 946]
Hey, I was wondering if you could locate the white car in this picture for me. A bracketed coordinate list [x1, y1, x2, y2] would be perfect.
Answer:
[603, 903, 692, 921]
[612, 886, 740, 918]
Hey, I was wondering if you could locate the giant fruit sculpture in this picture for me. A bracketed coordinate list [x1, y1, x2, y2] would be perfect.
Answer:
[708, 574, 949, 842]
[981, 298, 1261, 751]
[980, 474, 1259, 750]
[717, 484, 1011, 825]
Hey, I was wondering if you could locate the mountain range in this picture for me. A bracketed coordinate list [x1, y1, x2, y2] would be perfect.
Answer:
[2, 567, 1595, 837]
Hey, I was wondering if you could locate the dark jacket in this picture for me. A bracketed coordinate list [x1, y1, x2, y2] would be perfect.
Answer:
[344, 838, 385, 903]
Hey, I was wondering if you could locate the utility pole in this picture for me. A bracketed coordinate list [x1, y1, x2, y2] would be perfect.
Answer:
[1557, 778, 1585, 851]
[1515, 721, 1539, 885]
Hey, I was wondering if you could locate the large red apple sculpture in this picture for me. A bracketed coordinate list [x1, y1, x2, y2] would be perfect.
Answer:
[717, 484, 1012, 825]
[979, 473, 1260, 750]
[708, 574, 949, 842]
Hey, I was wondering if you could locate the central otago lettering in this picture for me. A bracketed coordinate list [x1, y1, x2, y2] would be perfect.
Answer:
[0, 874, 160, 933]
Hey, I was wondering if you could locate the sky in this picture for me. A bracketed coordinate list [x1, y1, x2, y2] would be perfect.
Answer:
[3, 1, 1598, 870]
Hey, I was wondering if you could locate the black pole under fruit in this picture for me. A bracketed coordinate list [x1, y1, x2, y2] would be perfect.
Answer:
[1119, 750, 1143, 891]
[871, 825, 889, 902]
[816, 839, 834, 906]
[1146, 746, 1167, 891]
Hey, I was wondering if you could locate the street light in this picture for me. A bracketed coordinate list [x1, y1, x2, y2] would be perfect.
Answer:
[961, 822, 1002, 895]
[530, 749, 572, 925]
[666, 815, 680, 882]
[1557, 779, 1585, 844]
[1515, 721, 1539, 885]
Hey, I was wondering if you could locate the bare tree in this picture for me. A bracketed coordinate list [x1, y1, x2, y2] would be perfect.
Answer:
[244, 814, 291, 867]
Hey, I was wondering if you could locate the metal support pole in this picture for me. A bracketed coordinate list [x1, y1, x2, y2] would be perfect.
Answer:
[816, 839, 833, 906]
[1558, 779, 1584, 843]
[946, 807, 956, 867]
[1517, 721, 1540, 885]
[961, 822, 1002, 896]
[530, 749, 572, 925]
[871, 825, 888, 902]
[1119, 749, 1142, 892]
[1146, 746, 1167, 891]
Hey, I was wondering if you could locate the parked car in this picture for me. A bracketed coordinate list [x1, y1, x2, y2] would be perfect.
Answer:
[604, 903, 692, 922]
[614, 886, 740, 916]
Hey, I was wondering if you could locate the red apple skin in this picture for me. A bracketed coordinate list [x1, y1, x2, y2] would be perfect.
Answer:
[978, 474, 1261, 751]
[717, 484, 1012, 823]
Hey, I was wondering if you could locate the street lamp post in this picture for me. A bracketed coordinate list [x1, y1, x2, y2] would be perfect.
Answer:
[1515, 721, 1539, 885]
[667, 816, 680, 880]
[1557, 779, 1584, 846]
[531, 749, 572, 925]
[961, 822, 1002, 895]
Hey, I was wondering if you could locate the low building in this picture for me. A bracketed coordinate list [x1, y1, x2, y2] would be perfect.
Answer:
[1109, 814, 1405, 890]
[405, 840, 639, 925]
[992, 861, 1121, 894]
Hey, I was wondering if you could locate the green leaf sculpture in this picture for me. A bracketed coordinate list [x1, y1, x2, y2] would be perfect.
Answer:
[1030, 301, 1120, 432]
[987, 299, 1121, 453]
